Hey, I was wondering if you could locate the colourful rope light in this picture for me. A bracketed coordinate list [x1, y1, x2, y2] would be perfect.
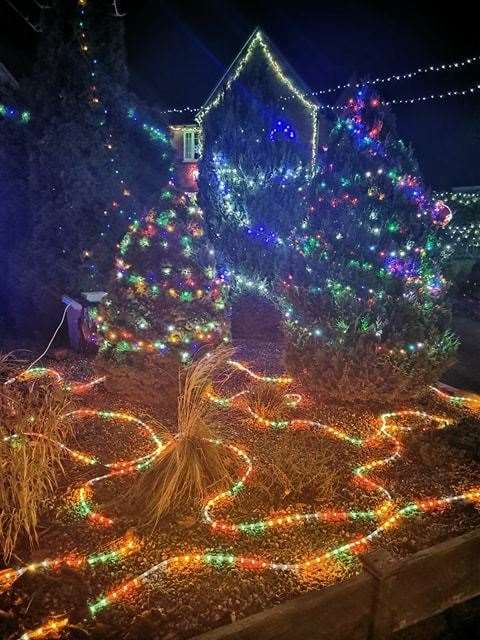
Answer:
[227, 359, 293, 384]
[63, 409, 165, 526]
[3, 431, 98, 466]
[87, 485, 479, 619]
[1, 535, 139, 592]
[17, 618, 69, 640]
[430, 384, 480, 408]
[5, 363, 480, 638]
[11, 367, 105, 395]
[202, 382, 464, 537]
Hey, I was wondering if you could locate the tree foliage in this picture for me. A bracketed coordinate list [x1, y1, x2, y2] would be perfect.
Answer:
[198, 49, 314, 281]
[282, 86, 457, 402]
[0, 89, 30, 338]
[8, 0, 172, 334]
[97, 188, 229, 365]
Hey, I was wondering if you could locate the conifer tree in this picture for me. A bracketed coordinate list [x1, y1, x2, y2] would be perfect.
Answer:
[0, 90, 30, 337]
[17, 0, 172, 331]
[284, 86, 456, 402]
[198, 47, 315, 282]
[95, 186, 229, 409]
[97, 187, 229, 364]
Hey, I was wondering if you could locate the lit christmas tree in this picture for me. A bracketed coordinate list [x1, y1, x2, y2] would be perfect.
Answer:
[283, 86, 457, 403]
[198, 30, 322, 283]
[96, 186, 229, 369]
[17, 0, 172, 331]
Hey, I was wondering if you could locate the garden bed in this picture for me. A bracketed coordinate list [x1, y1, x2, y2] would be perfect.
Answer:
[1, 349, 480, 640]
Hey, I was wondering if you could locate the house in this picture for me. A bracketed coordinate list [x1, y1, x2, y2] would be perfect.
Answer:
[452, 186, 480, 194]
[168, 28, 328, 193]
[169, 119, 201, 192]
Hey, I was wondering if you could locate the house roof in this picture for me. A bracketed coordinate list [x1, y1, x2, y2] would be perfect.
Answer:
[195, 27, 321, 123]
[0, 62, 19, 90]
[452, 186, 480, 193]
[165, 112, 198, 126]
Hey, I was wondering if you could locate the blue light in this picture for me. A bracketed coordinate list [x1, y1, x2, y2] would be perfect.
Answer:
[269, 118, 296, 142]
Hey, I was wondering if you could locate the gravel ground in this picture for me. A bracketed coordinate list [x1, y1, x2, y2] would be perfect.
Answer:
[1, 345, 480, 640]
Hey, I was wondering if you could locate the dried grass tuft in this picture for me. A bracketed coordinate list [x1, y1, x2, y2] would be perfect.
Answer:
[254, 428, 340, 507]
[0, 353, 71, 561]
[128, 347, 235, 526]
[241, 380, 293, 427]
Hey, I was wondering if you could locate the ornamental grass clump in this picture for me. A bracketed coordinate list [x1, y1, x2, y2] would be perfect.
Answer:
[241, 379, 294, 430]
[128, 347, 235, 526]
[0, 354, 70, 561]
[255, 428, 339, 507]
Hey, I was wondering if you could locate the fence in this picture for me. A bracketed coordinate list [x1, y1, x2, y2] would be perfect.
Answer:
[194, 527, 480, 640]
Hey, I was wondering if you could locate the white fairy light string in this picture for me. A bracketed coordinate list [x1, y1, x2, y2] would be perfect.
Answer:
[309, 52, 480, 96]
[156, 50, 480, 114]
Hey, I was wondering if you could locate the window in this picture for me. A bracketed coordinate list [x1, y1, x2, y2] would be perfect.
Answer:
[183, 129, 200, 161]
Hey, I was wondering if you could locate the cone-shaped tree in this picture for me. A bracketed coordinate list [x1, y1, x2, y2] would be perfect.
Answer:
[283, 86, 456, 403]
[198, 37, 318, 282]
[17, 0, 172, 331]
[97, 186, 229, 369]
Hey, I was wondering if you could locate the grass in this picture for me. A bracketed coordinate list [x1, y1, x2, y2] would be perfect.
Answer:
[127, 347, 235, 526]
[240, 379, 295, 428]
[0, 353, 71, 561]
[254, 427, 340, 506]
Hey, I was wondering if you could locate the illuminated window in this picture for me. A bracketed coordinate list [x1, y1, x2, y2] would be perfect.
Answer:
[183, 129, 200, 161]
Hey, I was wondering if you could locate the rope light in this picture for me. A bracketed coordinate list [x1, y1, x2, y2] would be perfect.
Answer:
[5, 363, 480, 640]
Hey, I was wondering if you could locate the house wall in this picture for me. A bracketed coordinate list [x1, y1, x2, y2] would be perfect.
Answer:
[170, 125, 199, 192]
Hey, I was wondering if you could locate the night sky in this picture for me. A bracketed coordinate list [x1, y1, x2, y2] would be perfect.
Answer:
[1, 0, 479, 188]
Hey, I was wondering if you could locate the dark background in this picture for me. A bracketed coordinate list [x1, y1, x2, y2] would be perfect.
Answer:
[1, 0, 479, 188]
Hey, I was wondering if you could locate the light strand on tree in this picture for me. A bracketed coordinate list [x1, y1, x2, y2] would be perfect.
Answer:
[126, 107, 170, 146]
[75, 0, 155, 269]
[0, 102, 30, 123]
[97, 194, 229, 361]
[196, 30, 319, 166]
